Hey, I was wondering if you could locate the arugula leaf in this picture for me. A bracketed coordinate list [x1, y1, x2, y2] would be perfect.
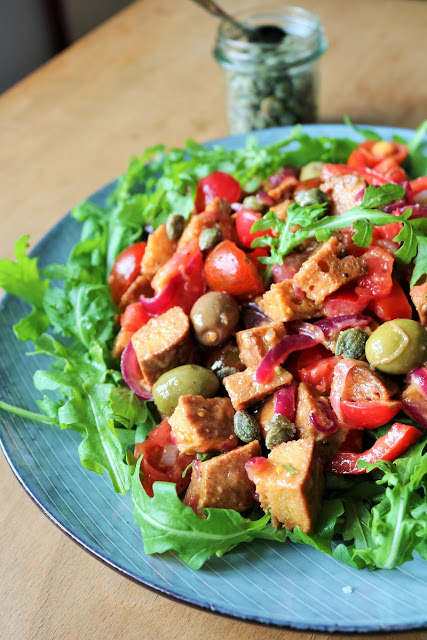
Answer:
[282, 498, 344, 555]
[343, 116, 382, 141]
[131, 460, 272, 569]
[0, 236, 50, 341]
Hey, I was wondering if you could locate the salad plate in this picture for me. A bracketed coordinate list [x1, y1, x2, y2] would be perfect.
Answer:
[1, 123, 427, 633]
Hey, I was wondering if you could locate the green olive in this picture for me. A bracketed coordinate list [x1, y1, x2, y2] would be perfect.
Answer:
[152, 365, 219, 416]
[190, 292, 239, 347]
[299, 161, 324, 181]
[294, 187, 330, 208]
[365, 319, 427, 375]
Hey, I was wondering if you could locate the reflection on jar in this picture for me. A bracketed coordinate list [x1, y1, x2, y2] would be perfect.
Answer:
[214, 7, 327, 134]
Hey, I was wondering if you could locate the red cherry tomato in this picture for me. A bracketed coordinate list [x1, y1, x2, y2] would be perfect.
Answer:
[323, 286, 369, 317]
[194, 171, 241, 213]
[246, 246, 269, 271]
[299, 356, 341, 394]
[339, 399, 402, 430]
[296, 345, 331, 373]
[134, 419, 194, 497]
[109, 242, 146, 306]
[120, 302, 151, 332]
[410, 176, 427, 196]
[356, 246, 394, 300]
[235, 209, 273, 249]
[204, 240, 265, 298]
[373, 157, 407, 182]
[367, 279, 412, 322]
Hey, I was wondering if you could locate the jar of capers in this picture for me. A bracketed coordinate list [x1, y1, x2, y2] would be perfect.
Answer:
[214, 6, 327, 134]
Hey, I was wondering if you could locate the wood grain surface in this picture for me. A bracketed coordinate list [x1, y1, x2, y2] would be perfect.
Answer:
[1, 1, 426, 638]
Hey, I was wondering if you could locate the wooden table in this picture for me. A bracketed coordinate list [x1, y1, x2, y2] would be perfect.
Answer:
[1, 1, 426, 638]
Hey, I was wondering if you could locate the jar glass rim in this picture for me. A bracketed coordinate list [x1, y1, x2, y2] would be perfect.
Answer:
[214, 5, 327, 71]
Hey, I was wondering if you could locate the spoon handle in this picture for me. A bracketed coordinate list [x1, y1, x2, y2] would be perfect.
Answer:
[191, 0, 249, 33]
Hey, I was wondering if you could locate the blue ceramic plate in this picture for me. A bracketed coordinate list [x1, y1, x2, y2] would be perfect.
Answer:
[1, 124, 427, 633]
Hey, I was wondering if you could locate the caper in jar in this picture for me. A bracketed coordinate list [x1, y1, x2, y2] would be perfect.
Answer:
[190, 292, 239, 347]
[294, 187, 330, 208]
[199, 227, 222, 251]
[336, 328, 368, 360]
[299, 161, 324, 181]
[265, 414, 296, 449]
[152, 365, 219, 416]
[242, 195, 268, 214]
[166, 213, 185, 241]
[365, 319, 427, 375]
[233, 410, 261, 443]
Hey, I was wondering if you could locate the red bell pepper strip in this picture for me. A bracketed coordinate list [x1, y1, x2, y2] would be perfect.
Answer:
[327, 422, 422, 474]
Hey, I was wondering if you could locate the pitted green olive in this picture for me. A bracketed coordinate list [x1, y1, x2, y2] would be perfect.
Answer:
[299, 161, 324, 181]
[152, 365, 219, 415]
[294, 187, 330, 208]
[190, 292, 239, 347]
[365, 319, 427, 375]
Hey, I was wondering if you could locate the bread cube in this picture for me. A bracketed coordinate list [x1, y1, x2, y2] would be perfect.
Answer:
[410, 283, 427, 325]
[223, 366, 292, 411]
[258, 280, 322, 322]
[131, 306, 192, 388]
[236, 321, 286, 368]
[169, 395, 237, 455]
[184, 440, 262, 514]
[248, 437, 324, 533]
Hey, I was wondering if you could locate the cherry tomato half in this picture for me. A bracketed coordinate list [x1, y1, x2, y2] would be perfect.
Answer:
[235, 208, 273, 249]
[367, 279, 412, 322]
[109, 241, 146, 306]
[120, 302, 151, 332]
[299, 356, 341, 394]
[204, 240, 265, 298]
[356, 246, 394, 300]
[194, 171, 241, 213]
[134, 419, 194, 497]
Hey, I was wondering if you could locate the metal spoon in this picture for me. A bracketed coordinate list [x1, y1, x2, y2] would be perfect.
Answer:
[191, 0, 286, 43]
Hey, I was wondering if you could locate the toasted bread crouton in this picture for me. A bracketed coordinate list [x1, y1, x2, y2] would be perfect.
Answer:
[410, 283, 427, 325]
[223, 367, 293, 411]
[131, 306, 192, 388]
[293, 235, 366, 305]
[258, 279, 322, 322]
[184, 440, 262, 514]
[270, 198, 292, 221]
[321, 173, 367, 216]
[141, 224, 177, 281]
[258, 394, 275, 438]
[111, 328, 133, 359]
[295, 382, 348, 461]
[118, 274, 153, 311]
[169, 395, 237, 455]
[247, 437, 323, 532]
[236, 321, 286, 368]
[267, 175, 298, 202]
[178, 212, 233, 250]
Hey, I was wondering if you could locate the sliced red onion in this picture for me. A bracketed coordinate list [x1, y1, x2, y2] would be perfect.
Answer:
[354, 186, 366, 203]
[256, 334, 319, 384]
[268, 167, 297, 187]
[256, 191, 276, 207]
[245, 457, 268, 481]
[140, 272, 181, 315]
[402, 400, 427, 432]
[274, 382, 296, 422]
[408, 367, 427, 396]
[242, 302, 271, 329]
[314, 314, 371, 337]
[402, 180, 415, 205]
[382, 200, 407, 213]
[121, 341, 153, 400]
[286, 321, 325, 342]
[330, 358, 359, 424]
[309, 405, 337, 434]
[382, 203, 427, 219]
[231, 202, 245, 211]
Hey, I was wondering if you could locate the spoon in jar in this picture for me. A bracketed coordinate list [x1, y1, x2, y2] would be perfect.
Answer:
[190, 0, 286, 43]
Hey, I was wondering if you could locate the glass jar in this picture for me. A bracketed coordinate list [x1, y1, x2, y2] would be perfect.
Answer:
[214, 6, 327, 134]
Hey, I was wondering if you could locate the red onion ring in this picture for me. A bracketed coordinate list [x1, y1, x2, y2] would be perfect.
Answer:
[121, 341, 153, 400]
[330, 359, 359, 424]
[256, 191, 276, 207]
[274, 381, 297, 422]
[408, 367, 427, 397]
[256, 334, 319, 384]
[314, 314, 371, 337]
[309, 404, 337, 434]
[242, 302, 271, 329]
[286, 321, 325, 342]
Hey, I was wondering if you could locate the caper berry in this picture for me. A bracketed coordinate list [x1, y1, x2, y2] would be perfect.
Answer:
[199, 227, 222, 251]
[336, 328, 368, 360]
[300, 161, 324, 181]
[166, 213, 185, 241]
[152, 365, 219, 416]
[190, 292, 239, 347]
[242, 195, 268, 214]
[265, 414, 296, 449]
[233, 411, 261, 443]
[365, 319, 427, 375]
[216, 366, 239, 382]
[294, 187, 330, 208]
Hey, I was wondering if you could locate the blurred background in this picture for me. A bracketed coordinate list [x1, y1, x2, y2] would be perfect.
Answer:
[0, 0, 133, 93]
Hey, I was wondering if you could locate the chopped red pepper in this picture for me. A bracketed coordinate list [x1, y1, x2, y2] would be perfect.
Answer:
[327, 422, 422, 474]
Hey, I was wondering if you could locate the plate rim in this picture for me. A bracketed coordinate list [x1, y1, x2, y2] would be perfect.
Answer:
[1, 123, 427, 633]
